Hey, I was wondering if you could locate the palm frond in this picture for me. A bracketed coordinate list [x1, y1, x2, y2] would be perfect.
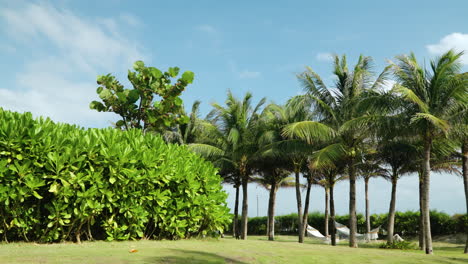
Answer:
[392, 84, 429, 113]
[282, 121, 336, 144]
[309, 143, 347, 169]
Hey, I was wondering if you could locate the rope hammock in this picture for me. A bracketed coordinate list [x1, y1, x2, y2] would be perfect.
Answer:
[334, 221, 381, 240]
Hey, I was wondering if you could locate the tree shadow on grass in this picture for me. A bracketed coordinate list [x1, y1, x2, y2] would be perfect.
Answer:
[144, 249, 250, 264]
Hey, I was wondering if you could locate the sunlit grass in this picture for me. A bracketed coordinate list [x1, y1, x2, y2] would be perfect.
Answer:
[1, 235, 466, 264]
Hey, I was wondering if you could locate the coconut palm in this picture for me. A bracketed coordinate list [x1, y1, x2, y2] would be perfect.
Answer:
[314, 164, 347, 245]
[449, 72, 468, 253]
[189, 91, 265, 240]
[357, 152, 389, 240]
[283, 55, 390, 247]
[260, 97, 315, 243]
[163, 100, 202, 144]
[377, 140, 417, 243]
[252, 161, 294, 241]
[389, 50, 467, 254]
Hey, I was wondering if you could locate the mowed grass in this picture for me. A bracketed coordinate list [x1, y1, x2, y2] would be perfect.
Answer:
[1, 236, 467, 264]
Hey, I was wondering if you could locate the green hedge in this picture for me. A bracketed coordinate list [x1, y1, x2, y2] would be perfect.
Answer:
[237, 211, 467, 237]
[0, 109, 230, 242]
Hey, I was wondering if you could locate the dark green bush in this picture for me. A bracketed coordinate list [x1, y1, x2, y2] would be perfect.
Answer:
[379, 241, 417, 250]
[239, 211, 465, 237]
[0, 109, 230, 242]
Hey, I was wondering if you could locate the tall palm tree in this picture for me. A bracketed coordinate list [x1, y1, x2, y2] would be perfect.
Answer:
[357, 152, 389, 240]
[449, 72, 468, 253]
[260, 97, 314, 243]
[378, 140, 416, 243]
[283, 55, 390, 247]
[189, 91, 265, 240]
[390, 50, 467, 254]
[252, 161, 294, 241]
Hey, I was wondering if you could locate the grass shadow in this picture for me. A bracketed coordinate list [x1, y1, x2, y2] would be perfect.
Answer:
[144, 249, 249, 264]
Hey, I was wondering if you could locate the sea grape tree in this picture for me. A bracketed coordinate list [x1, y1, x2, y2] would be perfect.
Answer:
[90, 61, 194, 132]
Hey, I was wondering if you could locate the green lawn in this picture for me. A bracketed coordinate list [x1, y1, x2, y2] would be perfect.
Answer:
[1, 236, 467, 264]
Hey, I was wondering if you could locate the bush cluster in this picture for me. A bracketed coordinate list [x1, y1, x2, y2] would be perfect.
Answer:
[0, 109, 230, 242]
[379, 241, 417, 250]
[237, 211, 467, 237]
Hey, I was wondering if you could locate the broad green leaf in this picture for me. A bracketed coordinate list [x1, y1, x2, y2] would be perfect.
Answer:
[181, 71, 195, 84]
[133, 60, 145, 70]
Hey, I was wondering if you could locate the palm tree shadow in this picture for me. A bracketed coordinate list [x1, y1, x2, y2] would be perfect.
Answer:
[144, 249, 249, 264]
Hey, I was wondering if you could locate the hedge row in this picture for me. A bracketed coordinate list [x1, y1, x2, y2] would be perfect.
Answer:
[0, 109, 230, 242]
[233, 211, 467, 237]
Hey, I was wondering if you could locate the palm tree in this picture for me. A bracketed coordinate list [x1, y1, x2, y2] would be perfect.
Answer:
[260, 97, 314, 243]
[163, 100, 202, 144]
[189, 91, 265, 240]
[377, 140, 416, 243]
[449, 72, 468, 253]
[357, 152, 389, 240]
[308, 164, 346, 245]
[390, 50, 467, 254]
[252, 161, 294, 241]
[283, 55, 390, 247]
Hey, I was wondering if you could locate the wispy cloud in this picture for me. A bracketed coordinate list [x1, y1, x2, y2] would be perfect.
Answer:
[0, 2, 146, 127]
[427, 32, 468, 64]
[228, 61, 261, 79]
[316, 52, 333, 62]
[239, 70, 261, 79]
[196, 24, 216, 33]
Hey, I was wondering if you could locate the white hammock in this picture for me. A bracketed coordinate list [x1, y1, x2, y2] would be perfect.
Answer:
[306, 225, 332, 243]
[306, 225, 326, 238]
[334, 221, 380, 240]
[366, 226, 380, 240]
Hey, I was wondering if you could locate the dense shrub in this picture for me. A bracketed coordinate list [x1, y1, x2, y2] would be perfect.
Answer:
[379, 241, 417, 250]
[0, 109, 230, 242]
[239, 211, 466, 237]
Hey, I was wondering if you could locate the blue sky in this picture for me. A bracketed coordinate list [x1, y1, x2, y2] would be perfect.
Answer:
[0, 0, 467, 216]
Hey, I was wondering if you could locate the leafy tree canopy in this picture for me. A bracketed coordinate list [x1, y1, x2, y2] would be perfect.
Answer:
[90, 61, 194, 132]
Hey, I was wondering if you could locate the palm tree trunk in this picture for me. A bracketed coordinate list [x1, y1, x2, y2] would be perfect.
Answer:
[325, 187, 330, 238]
[422, 137, 433, 254]
[462, 141, 467, 254]
[387, 174, 398, 243]
[233, 184, 240, 238]
[348, 159, 358, 248]
[365, 177, 370, 241]
[302, 179, 313, 236]
[241, 176, 249, 240]
[330, 183, 336, 246]
[267, 182, 278, 241]
[418, 170, 425, 250]
[295, 169, 304, 243]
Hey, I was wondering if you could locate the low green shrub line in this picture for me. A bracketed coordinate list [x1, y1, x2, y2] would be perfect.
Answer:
[228, 211, 467, 236]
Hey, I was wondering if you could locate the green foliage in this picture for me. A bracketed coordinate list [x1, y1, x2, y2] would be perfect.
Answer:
[239, 211, 465, 236]
[0, 109, 230, 242]
[90, 61, 194, 132]
[379, 241, 417, 250]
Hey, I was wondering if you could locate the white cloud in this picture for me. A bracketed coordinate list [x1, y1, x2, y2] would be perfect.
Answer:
[316, 52, 333, 62]
[196, 24, 216, 33]
[239, 70, 261, 79]
[426, 32, 468, 64]
[0, 2, 146, 127]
